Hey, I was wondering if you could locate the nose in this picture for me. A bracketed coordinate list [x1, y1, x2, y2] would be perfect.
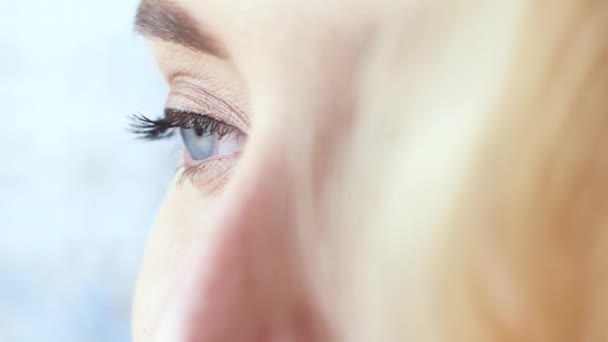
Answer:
[156, 138, 327, 342]
[153, 20, 365, 339]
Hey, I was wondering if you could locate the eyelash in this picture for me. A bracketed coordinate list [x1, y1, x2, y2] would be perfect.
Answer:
[129, 109, 238, 184]
[129, 109, 237, 141]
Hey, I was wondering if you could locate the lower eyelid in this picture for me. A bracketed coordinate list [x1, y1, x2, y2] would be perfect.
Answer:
[182, 149, 242, 166]
[177, 158, 238, 194]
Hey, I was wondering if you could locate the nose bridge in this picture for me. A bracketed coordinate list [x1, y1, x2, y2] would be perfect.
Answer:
[208, 145, 300, 305]
[173, 135, 325, 341]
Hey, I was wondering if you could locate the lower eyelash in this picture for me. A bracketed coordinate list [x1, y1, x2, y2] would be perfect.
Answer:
[176, 159, 234, 191]
[176, 163, 210, 187]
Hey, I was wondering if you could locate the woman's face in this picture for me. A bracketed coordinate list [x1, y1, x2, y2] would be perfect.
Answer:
[132, 0, 395, 341]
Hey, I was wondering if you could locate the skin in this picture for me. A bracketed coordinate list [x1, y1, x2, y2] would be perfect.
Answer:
[132, 1, 400, 341]
[132, 1, 608, 341]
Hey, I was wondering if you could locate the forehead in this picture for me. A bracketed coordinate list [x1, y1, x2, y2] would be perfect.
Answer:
[172, 0, 382, 23]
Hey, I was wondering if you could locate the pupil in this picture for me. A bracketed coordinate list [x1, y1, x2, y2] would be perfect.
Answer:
[194, 127, 206, 137]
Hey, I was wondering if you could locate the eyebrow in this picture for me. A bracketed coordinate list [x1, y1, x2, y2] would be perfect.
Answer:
[134, 0, 227, 59]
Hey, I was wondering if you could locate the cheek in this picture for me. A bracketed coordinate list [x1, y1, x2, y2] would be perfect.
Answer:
[132, 177, 216, 342]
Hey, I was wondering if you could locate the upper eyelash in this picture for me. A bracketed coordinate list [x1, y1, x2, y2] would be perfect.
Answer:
[129, 109, 237, 141]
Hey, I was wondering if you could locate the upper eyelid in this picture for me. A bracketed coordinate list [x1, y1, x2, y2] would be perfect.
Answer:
[170, 87, 248, 127]
[166, 77, 249, 132]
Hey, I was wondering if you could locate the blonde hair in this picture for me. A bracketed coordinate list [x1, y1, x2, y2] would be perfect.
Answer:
[292, 1, 608, 341]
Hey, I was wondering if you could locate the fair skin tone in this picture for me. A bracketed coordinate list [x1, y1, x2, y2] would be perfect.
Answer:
[132, 1, 608, 341]
[132, 1, 398, 341]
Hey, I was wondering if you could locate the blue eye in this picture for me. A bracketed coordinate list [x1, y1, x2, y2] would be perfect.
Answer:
[179, 121, 246, 162]
[180, 127, 216, 161]
[129, 110, 246, 161]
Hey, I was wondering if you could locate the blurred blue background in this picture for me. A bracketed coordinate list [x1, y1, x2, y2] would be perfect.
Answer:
[0, 1, 175, 341]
